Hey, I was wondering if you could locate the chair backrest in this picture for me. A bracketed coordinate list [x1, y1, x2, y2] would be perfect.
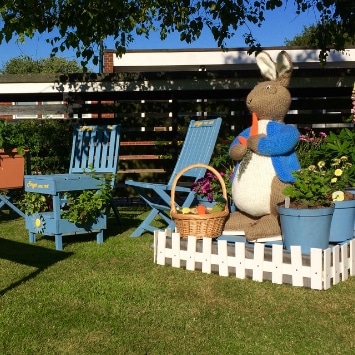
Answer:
[69, 125, 121, 184]
[168, 118, 222, 185]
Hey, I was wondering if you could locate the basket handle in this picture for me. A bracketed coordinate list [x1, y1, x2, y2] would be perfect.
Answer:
[170, 163, 228, 214]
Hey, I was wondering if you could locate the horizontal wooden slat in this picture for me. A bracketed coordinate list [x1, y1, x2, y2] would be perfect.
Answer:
[119, 155, 161, 160]
[118, 168, 166, 174]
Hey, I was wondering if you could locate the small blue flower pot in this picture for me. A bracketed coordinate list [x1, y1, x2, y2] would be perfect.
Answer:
[329, 198, 355, 243]
[346, 188, 355, 237]
[278, 205, 334, 255]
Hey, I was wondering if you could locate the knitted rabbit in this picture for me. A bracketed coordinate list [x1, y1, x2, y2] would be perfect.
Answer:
[224, 50, 300, 240]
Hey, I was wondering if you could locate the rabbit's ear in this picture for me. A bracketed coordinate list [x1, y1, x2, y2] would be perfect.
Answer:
[256, 51, 277, 81]
[276, 51, 293, 87]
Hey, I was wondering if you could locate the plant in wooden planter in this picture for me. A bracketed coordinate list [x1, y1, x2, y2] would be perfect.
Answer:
[22, 172, 113, 226]
[61, 175, 113, 226]
[19, 192, 51, 215]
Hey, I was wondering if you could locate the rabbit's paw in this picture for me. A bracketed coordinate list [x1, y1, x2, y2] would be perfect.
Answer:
[247, 133, 266, 152]
[230, 144, 247, 161]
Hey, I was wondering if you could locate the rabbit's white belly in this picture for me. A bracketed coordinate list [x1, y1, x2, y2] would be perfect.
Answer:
[232, 121, 275, 216]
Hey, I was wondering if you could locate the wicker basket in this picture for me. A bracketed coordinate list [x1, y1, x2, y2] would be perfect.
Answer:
[170, 163, 229, 239]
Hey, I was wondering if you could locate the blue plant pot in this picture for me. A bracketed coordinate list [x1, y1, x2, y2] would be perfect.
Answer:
[329, 198, 355, 243]
[196, 196, 215, 208]
[277, 205, 334, 255]
[346, 188, 355, 236]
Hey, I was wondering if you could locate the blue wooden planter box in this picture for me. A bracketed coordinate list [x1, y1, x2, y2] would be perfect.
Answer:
[24, 174, 108, 251]
[25, 212, 107, 251]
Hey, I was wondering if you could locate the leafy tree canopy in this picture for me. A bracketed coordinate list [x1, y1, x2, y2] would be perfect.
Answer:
[285, 24, 355, 48]
[0, 1, 354, 68]
[0, 56, 83, 74]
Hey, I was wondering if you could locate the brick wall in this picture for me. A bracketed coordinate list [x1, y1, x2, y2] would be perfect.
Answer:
[0, 102, 14, 120]
[103, 51, 114, 73]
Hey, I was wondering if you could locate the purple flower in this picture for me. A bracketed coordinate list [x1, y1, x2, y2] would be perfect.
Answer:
[207, 192, 213, 202]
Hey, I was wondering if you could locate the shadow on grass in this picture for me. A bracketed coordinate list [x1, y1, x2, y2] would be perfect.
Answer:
[104, 206, 151, 237]
[0, 237, 73, 296]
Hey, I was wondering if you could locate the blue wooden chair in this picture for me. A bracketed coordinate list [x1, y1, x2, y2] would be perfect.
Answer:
[126, 117, 222, 237]
[69, 124, 122, 222]
[24, 124, 121, 250]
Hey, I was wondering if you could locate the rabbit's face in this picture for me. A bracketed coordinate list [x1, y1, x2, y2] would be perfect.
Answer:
[246, 80, 291, 122]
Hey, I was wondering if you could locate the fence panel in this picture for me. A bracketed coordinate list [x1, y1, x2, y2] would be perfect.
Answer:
[154, 231, 355, 290]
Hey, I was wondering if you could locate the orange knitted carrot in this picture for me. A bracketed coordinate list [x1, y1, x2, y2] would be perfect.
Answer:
[237, 112, 258, 145]
[250, 112, 258, 136]
[196, 204, 206, 215]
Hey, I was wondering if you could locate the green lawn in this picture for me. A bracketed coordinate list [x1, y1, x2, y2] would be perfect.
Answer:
[1, 207, 355, 355]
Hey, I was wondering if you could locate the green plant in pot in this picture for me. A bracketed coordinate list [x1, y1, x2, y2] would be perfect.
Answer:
[0, 119, 26, 155]
[0, 119, 28, 189]
[295, 127, 327, 169]
[325, 156, 355, 242]
[282, 157, 353, 209]
[318, 128, 355, 188]
[279, 156, 355, 253]
[278, 159, 351, 254]
[295, 127, 355, 243]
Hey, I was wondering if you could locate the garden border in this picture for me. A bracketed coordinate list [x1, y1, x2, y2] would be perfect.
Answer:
[153, 230, 355, 290]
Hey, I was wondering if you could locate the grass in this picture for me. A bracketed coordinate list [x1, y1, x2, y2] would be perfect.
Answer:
[1, 206, 355, 354]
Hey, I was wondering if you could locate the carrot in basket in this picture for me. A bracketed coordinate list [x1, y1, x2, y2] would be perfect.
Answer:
[196, 204, 206, 215]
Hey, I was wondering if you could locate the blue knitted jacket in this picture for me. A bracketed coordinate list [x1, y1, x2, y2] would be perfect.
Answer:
[229, 121, 301, 183]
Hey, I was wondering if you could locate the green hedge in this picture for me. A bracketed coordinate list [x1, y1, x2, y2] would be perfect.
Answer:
[15, 119, 73, 174]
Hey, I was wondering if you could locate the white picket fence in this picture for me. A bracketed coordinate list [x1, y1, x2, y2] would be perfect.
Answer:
[153, 230, 355, 290]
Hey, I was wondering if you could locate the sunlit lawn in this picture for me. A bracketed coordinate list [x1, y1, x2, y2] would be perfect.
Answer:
[1, 206, 355, 355]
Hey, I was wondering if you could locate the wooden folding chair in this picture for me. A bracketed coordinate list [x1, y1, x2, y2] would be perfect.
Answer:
[126, 118, 222, 237]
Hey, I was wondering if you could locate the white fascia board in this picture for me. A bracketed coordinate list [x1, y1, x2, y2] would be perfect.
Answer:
[112, 48, 355, 70]
[0, 80, 163, 94]
[0, 82, 62, 94]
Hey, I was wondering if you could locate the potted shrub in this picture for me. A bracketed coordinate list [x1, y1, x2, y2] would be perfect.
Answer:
[0, 119, 27, 189]
[278, 161, 335, 254]
[319, 128, 355, 241]
[278, 156, 355, 253]
[295, 127, 355, 243]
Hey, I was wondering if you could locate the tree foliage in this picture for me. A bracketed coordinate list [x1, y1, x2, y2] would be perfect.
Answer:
[0, 56, 83, 74]
[285, 23, 355, 48]
[285, 25, 319, 47]
[0, 1, 354, 67]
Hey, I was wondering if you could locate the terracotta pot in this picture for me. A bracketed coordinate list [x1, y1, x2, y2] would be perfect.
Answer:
[0, 149, 25, 189]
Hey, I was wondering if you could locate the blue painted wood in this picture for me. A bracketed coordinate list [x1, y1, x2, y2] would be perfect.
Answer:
[126, 118, 222, 237]
[24, 174, 103, 194]
[25, 212, 106, 235]
[24, 125, 121, 250]
[0, 194, 26, 218]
